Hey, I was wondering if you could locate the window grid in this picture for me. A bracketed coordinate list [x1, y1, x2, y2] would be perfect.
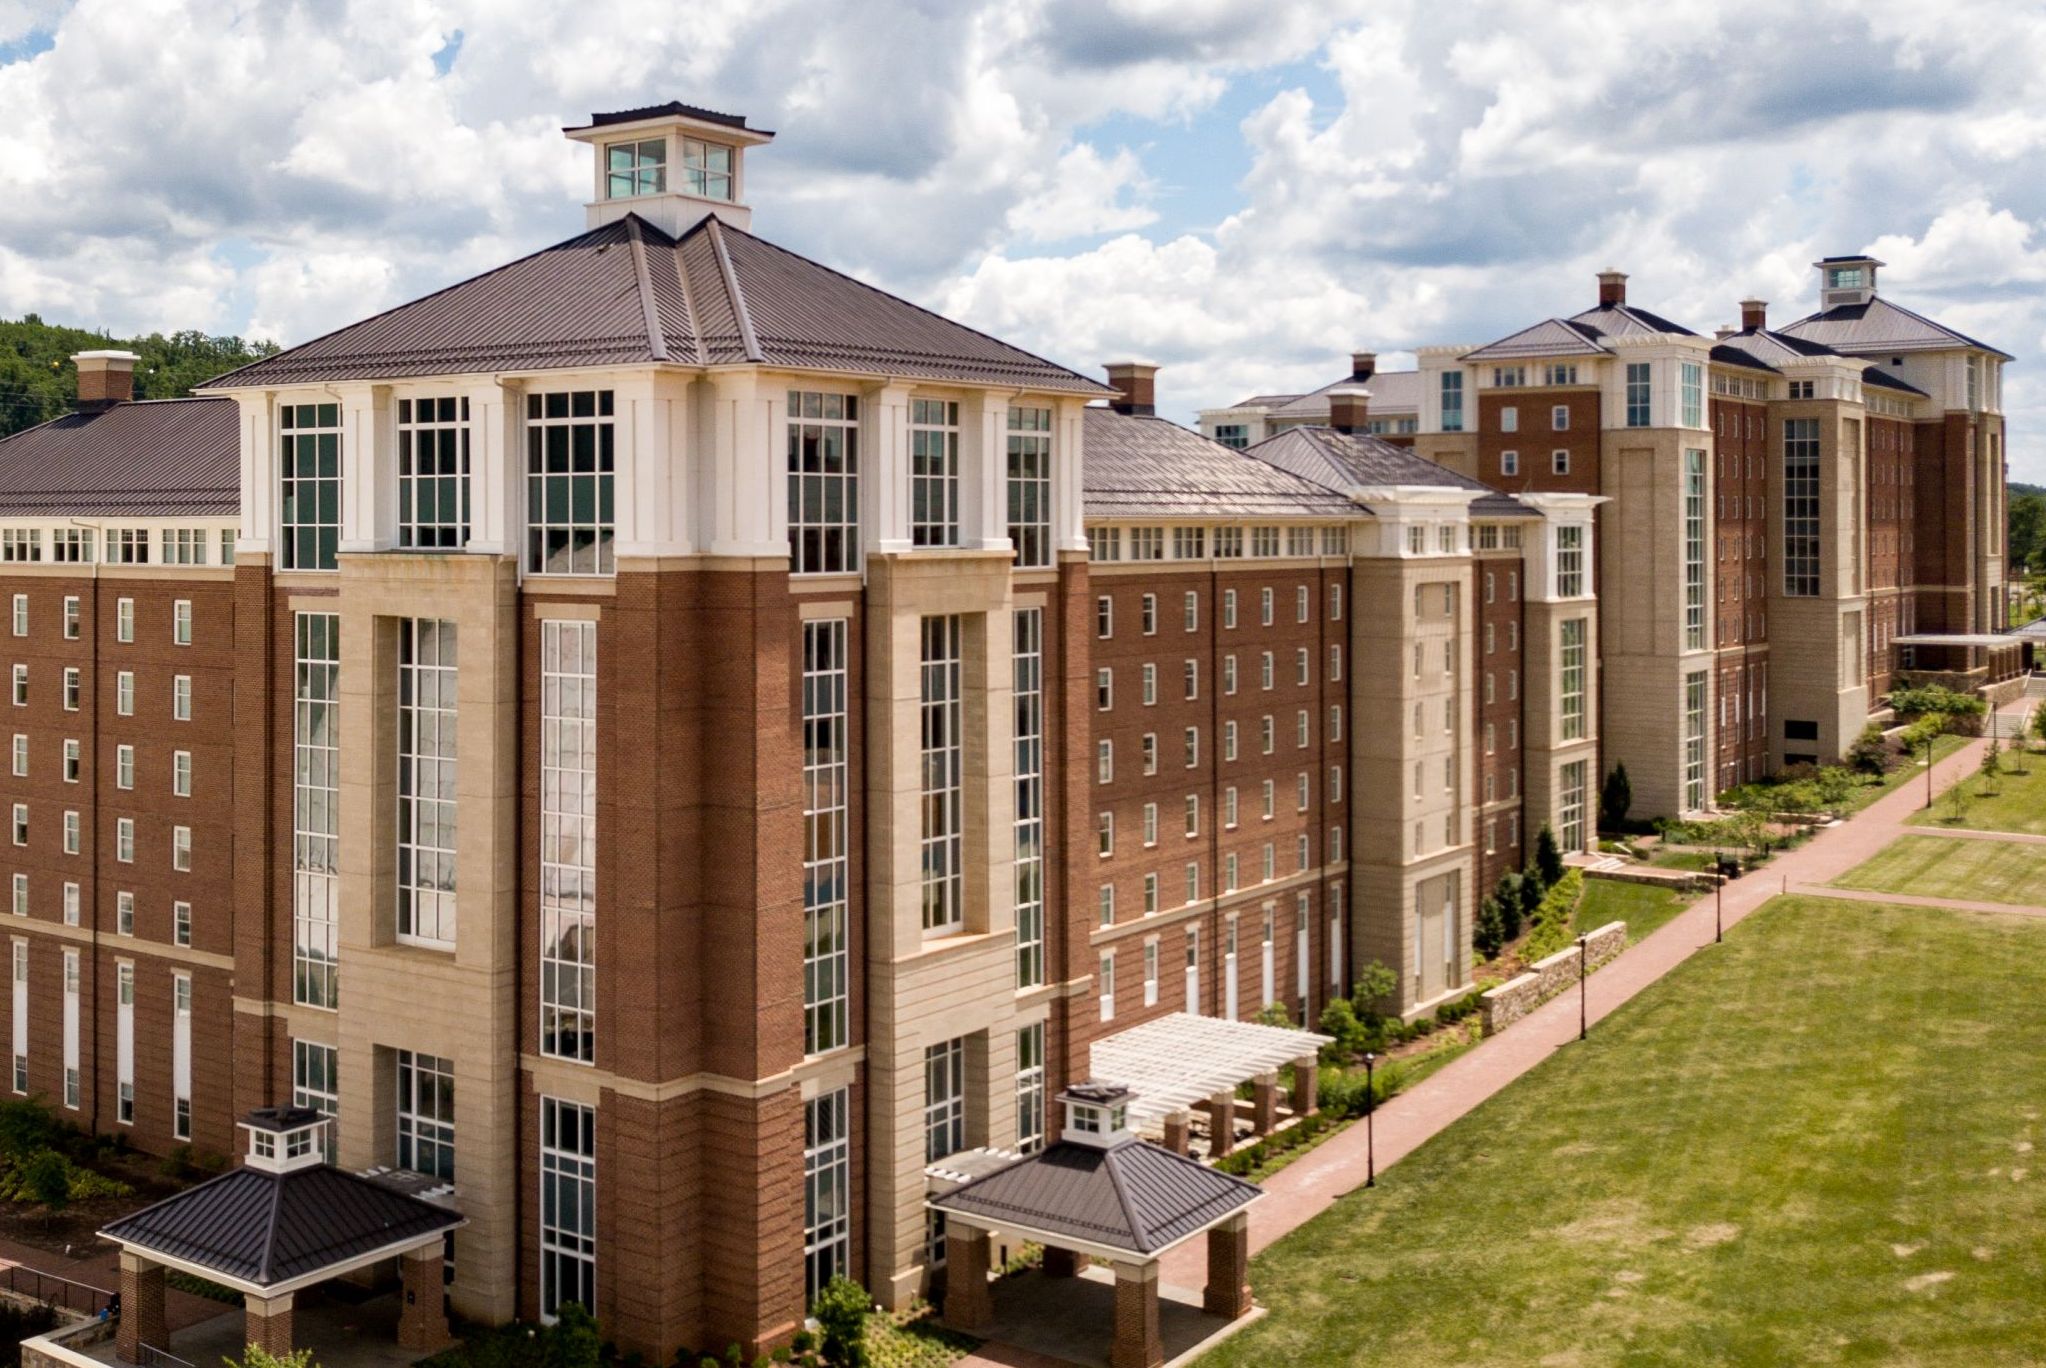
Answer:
[1013, 610, 1045, 989]
[395, 1049, 455, 1180]
[788, 391, 860, 575]
[803, 1089, 850, 1304]
[1784, 418, 1821, 596]
[924, 1038, 965, 1162]
[541, 621, 598, 1063]
[910, 399, 961, 547]
[540, 1097, 597, 1318]
[1007, 406, 1054, 568]
[292, 1040, 339, 1161]
[920, 617, 964, 934]
[1016, 1023, 1046, 1154]
[802, 620, 850, 1054]
[526, 390, 617, 576]
[396, 620, 458, 948]
[293, 614, 340, 1009]
[1560, 619, 1587, 743]
[280, 403, 341, 571]
[1683, 449, 1706, 649]
[398, 396, 472, 549]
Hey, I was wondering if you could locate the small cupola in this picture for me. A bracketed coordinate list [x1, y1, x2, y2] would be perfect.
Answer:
[1816, 255, 1883, 309]
[1060, 1081, 1136, 1148]
[240, 1105, 327, 1175]
[565, 101, 776, 237]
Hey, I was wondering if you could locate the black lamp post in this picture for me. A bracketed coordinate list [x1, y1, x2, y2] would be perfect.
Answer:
[1576, 933, 1589, 1041]
[1714, 851, 1724, 944]
[1926, 732, 1936, 810]
[1362, 1051, 1377, 1188]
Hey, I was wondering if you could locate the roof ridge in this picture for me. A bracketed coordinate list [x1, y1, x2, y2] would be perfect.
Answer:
[703, 218, 764, 363]
[258, 1171, 286, 1284]
[669, 224, 708, 366]
[1100, 1142, 1151, 1251]
[623, 218, 670, 364]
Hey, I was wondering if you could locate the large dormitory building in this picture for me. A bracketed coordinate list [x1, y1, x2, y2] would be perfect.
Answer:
[0, 99, 2003, 1361]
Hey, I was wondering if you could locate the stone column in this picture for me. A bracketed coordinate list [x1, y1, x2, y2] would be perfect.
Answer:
[1202, 1212, 1253, 1320]
[244, 1292, 295, 1359]
[1161, 1111, 1191, 1156]
[943, 1225, 995, 1333]
[1251, 1074, 1279, 1136]
[397, 1242, 454, 1352]
[115, 1254, 167, 1364]
[1205, 1091, 1237, 1157]
[1290, 1056, 1319, 1117]
[1109, 1261, 1163, 1368]
[1042, 1247, 1089, 1278]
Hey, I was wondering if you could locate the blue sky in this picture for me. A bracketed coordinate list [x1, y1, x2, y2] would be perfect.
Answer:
[3, 0, 2045, 475]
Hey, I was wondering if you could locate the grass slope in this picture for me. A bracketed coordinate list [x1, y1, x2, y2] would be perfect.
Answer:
[1200, 896, 2046, 1367]
[1909, 753, 2046, 836]
[1833, 833, 2046, 906]
[1573, 877, 1694, 945]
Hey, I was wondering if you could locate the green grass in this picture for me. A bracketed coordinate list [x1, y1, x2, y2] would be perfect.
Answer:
[1909, 749, 2046, 835]
[1200, 895, 2046, 1367]
[1840, 733, 1972, 814]
[1833, 833, 2046, 906]
[1574, 877, 1695, 945]
[1646, 849, 1717, 872]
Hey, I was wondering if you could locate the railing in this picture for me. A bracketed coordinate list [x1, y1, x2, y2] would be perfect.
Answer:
[136, 1344, 194, 1368]
[0, 1259, 114, 1317]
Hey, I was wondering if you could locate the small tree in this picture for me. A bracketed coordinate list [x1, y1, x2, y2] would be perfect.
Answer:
[1494, 871, 1526, 942]
[1351, 960, 1399, 1023]
[1599, 763, 1632, 833]
[1473, 897, 1506, 960]
[2032, 700, 2046, 751]
[1981, 732, 2003, 796]
[542, 1302, 601, 1368]
[1846, 723, 1890, 777]
[1534, 824, 1567, 886]
[811, 1277, 870, 1368]
[23, 1149, 69, 1223]
[1515, 873, 1543, 939]
[1253, 1001, 1293, 1028]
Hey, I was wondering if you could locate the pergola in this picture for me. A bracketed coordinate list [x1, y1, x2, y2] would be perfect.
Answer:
[100, 1108, 463, 1364]
[1090, 1012, 1329, 1157]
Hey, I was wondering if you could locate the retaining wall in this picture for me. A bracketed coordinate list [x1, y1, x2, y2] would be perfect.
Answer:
[1480, 920, 1627, 1034]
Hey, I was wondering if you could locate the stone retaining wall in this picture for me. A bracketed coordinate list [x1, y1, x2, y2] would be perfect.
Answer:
[1480, 920, 1627, 1034]
[20, 1312, 112, 1368]
[1587, 866, 1714, 893]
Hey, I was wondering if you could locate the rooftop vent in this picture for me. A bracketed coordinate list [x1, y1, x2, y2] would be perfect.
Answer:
[1060, 1082, 1136, 1149]
[1104, 362, 1158, 416]
[1597, 269, 1628, 307]
[72, 350, 137, 415]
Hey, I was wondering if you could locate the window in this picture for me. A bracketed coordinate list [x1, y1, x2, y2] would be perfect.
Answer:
[1784, 418, 1821, 596]
[1260, 652, 1274, 690]
[1559, 761, 1587, 852]
[1551, 405, 1570, 431]
[61, 739, 78, 784]
[1260, 587, 1274, 626]
[293, 1040, 338, 1159]
[1141, 733, 1157, 775]
[1144, 939, 1160, 1007]
[220, 530, 235, 565]
[1679, 361, 1703, 428]
[920, 617, 964, 934]
[1683, 449, 1706, 648]
[1624, 362, 1651, 428]
[61, 882, 78, 927]
[1096, 668, 1113, 711]
[8, 594, 22, 637]
[1186, 794, 1200, 837]
[1787, 379, 1815, 401]
[1173, 527, 1206, 559]
[924, 1038, 965, 1160]
[1096, 596, 1113, 639]
[172, 674, 191, 720]
[681, 137, 733, 199]
[1684, 671, 1707, 812]
[62, 668, 79, 711]
[1097, 811, 1114, 856]
[1143, 804, 1158, 847]
[543, 621, 599, 1062]
[116, 671, 133, 716]
[1141, 664, 1156, 706]
[1296, 648, 1310, 686]
[280, 402, 342, 570]
[910, 399, 960, 546]
[1016, 1024, 1046, 1154]
[116, 598, 133, 643]
[398, 396, 471, 549]
[8, 665, 20, 707]
[62, 949, 78, 1108]
[1184, 727, 1199, 768]
[53, 529, 90, 562]
[116, 963, 134, 1123]
[62, 597, 79, 640]
[1500, 406, 1518, 433]
[1008, 406, 1054, 568]
[1223, 722, 1237, 761]
[1440, 372, 1465, 432]
[1222, 590, 1236, 629]
[1222, 656, 1236, 694]
[0, 530, 38, 563]
[1097, 742, 1113, 785]
[117, 891, 132, 935]
[396, 1049, 455, 1180]
[1183, 591, 1198, 631]
[1501, 450, 1518, 477]
[171, 825, 190, 871]
[1131, 527, 1163, 560]
[397, 620, 458, 947]
[1099, 951, 1116, 1021]
[528, 391, 617, 575]
[1560, 619, 1587, 742]
[8, 942, 21, 1094]
[108, 529, 150, 564]
[169, 749, 191, 798]
[115, 817, 132, 862]
[802, 1090, 849, 1306]
[172, 974, 191, 1138]
[1214, 424, 1249, 450]
[293, 614, 340, 1010]
[605, 137, 665, 196]
[173, 901, 191, 947]
[7, 735, 20, 778]
[1089, 526, 1120, 561]
[1099, 884, 1115, 927]
[1140, 594, 1157, 635]
[1552, 449, 1570, 476]
[63, 810, 80, 856]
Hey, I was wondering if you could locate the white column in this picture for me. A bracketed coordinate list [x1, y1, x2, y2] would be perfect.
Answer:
[235, 392, 275, 557]
[613, 373, 696, 559]
[703, 370, 784, 556]
[1056, 397, 1088, 553]
[864, 382, 915, 554]
[961, 391, 1013, 553]
[461, 378, 523, 559]
[339, 383, 392, 554]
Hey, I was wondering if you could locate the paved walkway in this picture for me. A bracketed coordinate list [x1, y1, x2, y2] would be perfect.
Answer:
[1906, 822, 2046, 846]
[1792, 882, 2046, 920]
[0, 1231, 228, 1331]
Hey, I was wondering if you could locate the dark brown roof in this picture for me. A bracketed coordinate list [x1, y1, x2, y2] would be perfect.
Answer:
[930, 1138, 1257, 1255]
[102, 1163, 459, 1288]
[0, 398, 237, 517]
[571, 102, 761, 133]
[1082, 408, 1355, 519]
[207, 215, 1110, 396]
[1779, 294, 2012, 361]
[1248, 426, 1529, 518]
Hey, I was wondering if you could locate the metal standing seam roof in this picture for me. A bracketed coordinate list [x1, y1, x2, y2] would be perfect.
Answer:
[1089, 1012, 1332, 1129]
[1271, 368, 1423, 419]
[100, 1163, 461, 1288]
[1081, 408, 1358, 519]
[205, 214, 1111, 396]
[0, 397, 238, 517]
[1779, 294, 2013, 361]
[571, 101, 763, 133]
[1567, 301, 1698, 339]
[929, 1137, 1260, 1256]
[1461, 317, 1611, 362]
[1247, 426, 1530, 519]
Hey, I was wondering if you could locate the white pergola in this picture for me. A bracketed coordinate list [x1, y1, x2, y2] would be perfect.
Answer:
[1090, 1012, 1330, 1130]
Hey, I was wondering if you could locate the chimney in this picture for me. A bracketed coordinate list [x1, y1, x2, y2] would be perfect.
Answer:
[1104, 361, 1158, 417]
[1349, 351, 1377, 382]
[1596, 269, 1628, 307]
[1327, 385, 1371, 435]
[1740, 298, 1767, 332]
[73, 350, 139, 414]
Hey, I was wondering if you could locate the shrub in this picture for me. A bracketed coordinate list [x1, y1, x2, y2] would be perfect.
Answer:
[1534, 824, 1566, 887]
[1493, 872, 1526, 942]
[0, 1097, 57, 1158]
[1890, 683, 1984, 720]
[1253, 1001, 1293, 1028]
[1515, 871, 1544, 936]
[543, 1304, 601, 1368]
[811, 1277, 870, 1368]
[21, 1149, 68, 1216]
[1351, 960, 1398, 1023]
[1519, 869, 1585, 963]
[1848, 723, 1890, 776]
[1316, 998, 1364, 1062]
[1600, 763, 1632, 833]
[0, 1301, 58, 1368]
[1473, 897, 1505, 960]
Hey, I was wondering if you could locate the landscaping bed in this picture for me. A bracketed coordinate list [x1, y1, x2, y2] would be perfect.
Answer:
[0, 1098, 209, 1257]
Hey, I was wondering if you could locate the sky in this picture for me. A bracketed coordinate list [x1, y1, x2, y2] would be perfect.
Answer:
[4, 0, 2046, 475]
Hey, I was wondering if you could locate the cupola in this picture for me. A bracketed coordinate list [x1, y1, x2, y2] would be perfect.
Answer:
[240, 1105, 328, 1175]
[1059, 1081, 1136, 1148]
[564, 101, 776, 237]
[1816, 255, 1883, 309]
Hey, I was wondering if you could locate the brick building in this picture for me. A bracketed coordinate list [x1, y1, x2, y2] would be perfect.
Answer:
[0, 104, 1596, 1363]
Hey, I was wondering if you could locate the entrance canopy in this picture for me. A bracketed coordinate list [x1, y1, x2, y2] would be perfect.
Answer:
[1894, 633, 2021, 648]
[1090, 1013, 1329, 1130]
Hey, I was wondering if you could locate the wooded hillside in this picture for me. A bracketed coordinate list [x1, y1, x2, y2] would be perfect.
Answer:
[0, 314, 279, 438]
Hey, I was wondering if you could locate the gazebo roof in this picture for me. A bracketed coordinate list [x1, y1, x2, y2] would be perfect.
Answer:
[1091, 1012, 1330, 1129]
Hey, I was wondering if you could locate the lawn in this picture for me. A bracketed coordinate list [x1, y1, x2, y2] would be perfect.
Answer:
[1832, 833, 2046, 907]
[1909, 748, 2046, 836]
[1200, 895, 2046, 1366]
[1573, 876, 1694, 945]
[1839, 732, 1971, 815]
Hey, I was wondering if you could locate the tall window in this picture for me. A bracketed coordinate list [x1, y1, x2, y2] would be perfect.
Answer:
[1560, 619, 1587, 742]
[1783, 418, 1821, 597]
[61, 949, 78, 1109]
[605, 138, 665, 197]
[802, 621, 850, 1054]
[116, 962, 134, 1124]
[910, 399, 960, 547]
[293, 614, 340, 1009]
[1016, 1023, 1046, 1153]
[924, 1037, 965, 1161]
[1440, 372, 1464, 432]
[540, 1097, 597, 1318]
[398, 397, 471, 549]
[803, 1089, 850, 1304]
[292, 1040, 339, 1160]
[1624, 363, 1651, 428]
[1008, 406, 1053, 568]
[1559, 760, 1587, 852]
[1684, 671, 1707, 812]
[920, 617, 964, 934]
[1680, 361, 1703, 428]
[280, 402, 341, 571]
[788, 391, 860, 575]
[397, 620, 458, 948]
[172, 974, 192, 1138]
[1013, 610, 1045, 989]
[527, 391, 616, 576]
[395, 1049, 455, 1180]
[1684, 448, 1706, 648]
[541, 622, 598, 1063]
[1555, 525, 1584, 598]
[9, 942, 23, 1095]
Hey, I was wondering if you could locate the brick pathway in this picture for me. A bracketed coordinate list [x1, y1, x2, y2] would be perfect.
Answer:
[0, 1230, 230, 1331]
[1791, 882, 2046, 919]
[1907, 823, 2046, 846]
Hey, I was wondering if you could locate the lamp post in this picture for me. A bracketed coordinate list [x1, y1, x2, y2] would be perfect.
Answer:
[1926, 732, 1936, 810]
[1362, 1051, 1377, 1188]
[1714, 851, 1724, 945]
[1576, 933, 1589, 1042]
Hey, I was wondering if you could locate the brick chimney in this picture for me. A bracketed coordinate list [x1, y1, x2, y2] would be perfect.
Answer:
[1327, 386, 1371, 435]
[1740, 298, 1767, 332]
[1596, 269, 1628, 307]
[1349, 351, 1377, 382]
[73, 350, 139, 414]
[1104, 361, 1158, 416]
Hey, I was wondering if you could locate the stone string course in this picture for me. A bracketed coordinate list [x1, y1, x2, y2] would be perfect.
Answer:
[1479, 920, 1626, 1035]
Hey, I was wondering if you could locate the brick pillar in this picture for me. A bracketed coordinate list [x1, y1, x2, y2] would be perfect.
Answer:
[1290, 1056, 1319, 1117]
[115, 1254, 167, 1364]
[1205, 1092, 1236, 1157]
[1202, 1212, 1252, 1320]
[244, 1293, 294, 1359]
[1109, 1261, 1163, 1368]
[1042, 1246, 1089, 1278]
[943, 1225, 995, 1333]
[1161, 1111, 1191, 1156]
[397, 1243, 454, 1352]
[1251, 1074, 1279, 1136]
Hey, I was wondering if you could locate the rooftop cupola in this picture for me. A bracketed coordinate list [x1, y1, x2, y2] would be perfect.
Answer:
[240, 1105, 328, 1175]
[1060, 1081, 1137, 1148]
[564, 101, 776, 237]
[1816, 255, 1883, 309]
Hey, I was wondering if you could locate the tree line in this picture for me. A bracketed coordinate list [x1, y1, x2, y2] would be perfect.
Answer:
[0, 314, 280, 438]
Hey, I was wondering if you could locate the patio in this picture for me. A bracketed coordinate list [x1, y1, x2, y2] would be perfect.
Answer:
[46, 1287, 426, 1368]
